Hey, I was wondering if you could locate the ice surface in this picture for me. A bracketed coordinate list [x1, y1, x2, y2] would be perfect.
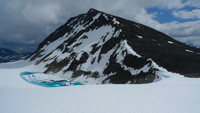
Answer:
[93, 13, 101, 20]
[20, 71, 84, 87]
[152, 39, 157, 41]
[136, 35, 143, 39]
[123, 40, 141, 57]
[113, 18, 120, 25]
[0, 61, 200, 113]
[168, 41, 174, 44]
[69, 25, 115, 53]
[103, 14, 109, 20]
[185, 49, 194, 53]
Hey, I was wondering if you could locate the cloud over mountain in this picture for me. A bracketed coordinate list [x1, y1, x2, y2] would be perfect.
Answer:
[0, 0, 199, 52]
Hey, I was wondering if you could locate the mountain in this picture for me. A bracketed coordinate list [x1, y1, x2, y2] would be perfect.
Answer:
[0, 48, 31, 63]
[28, 8, 200, 84]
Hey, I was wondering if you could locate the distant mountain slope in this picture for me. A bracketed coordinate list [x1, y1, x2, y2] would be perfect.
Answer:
[28, 9, 200, 84]
[0, 48, 31, 63]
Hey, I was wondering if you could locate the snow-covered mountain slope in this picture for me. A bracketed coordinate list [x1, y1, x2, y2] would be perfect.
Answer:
[0, 61, 200, 113]
[28, 8, 200, 84]
[0, 48, 31, 63]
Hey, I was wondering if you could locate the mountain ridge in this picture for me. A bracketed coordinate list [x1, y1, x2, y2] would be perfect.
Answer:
[28, 9, 200, 84]
[0, 48, 31, 63]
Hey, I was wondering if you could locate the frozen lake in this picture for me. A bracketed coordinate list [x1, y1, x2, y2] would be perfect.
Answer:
[20, 71, 84, 87]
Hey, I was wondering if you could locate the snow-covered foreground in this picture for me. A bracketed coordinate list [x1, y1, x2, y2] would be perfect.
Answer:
[0, 61, 200, 113]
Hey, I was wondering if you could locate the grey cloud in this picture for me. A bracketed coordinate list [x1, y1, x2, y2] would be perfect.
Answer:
[158, 21, 200, 37]
[175, 36, 200, 47]
[4, 0, 185, 25]
[185, 0, 200, 8]
[173, 9, 200, 19]
[154, 20, 200, 47]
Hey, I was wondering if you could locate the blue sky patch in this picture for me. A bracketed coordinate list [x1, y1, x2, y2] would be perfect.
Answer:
[147, 7, 199, 23]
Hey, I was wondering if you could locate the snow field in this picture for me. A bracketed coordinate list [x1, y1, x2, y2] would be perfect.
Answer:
[0, 84, 200, 113]
[0, 60, 200, 113]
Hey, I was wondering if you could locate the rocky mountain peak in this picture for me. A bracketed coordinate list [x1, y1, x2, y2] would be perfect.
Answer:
[28, 9, 200, 84]
[87, 8, 102, 14]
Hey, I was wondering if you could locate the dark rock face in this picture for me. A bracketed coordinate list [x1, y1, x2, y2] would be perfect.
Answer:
[0, 48, 31, 63]
[123, 55, 151, 69]
[28, 8, 200, 84]
[121, 23, 200, 77]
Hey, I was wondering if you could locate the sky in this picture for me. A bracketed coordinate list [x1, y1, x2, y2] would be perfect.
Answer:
[0, 0, 200, 53]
